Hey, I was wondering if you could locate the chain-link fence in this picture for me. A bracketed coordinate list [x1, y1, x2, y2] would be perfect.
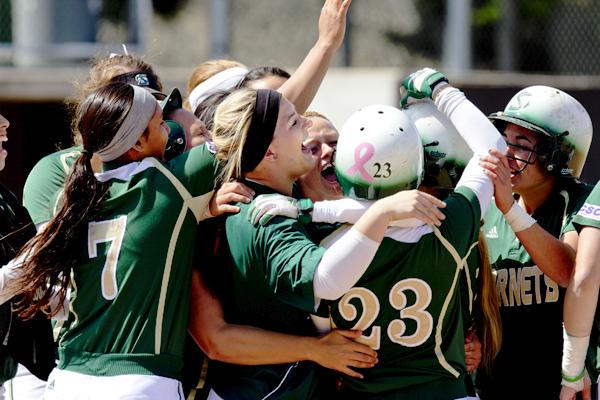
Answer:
[0, 0, 12, 64]
[1, 0, 600, 75]
[385, 0, 600, 75]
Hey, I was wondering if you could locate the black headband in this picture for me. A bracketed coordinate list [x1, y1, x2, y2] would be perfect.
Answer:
[241, 89, 281, 173]
[111, 71, 162, 94]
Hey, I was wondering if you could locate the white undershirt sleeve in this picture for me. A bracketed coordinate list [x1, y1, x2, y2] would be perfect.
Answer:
[455, 157, 494, 217]
[311, 198, 373, 224]
[312, 198, 426, 227]
[313, 228, 379, 300]
[434, 86, 507, 216]
[434, 87, 508, 157]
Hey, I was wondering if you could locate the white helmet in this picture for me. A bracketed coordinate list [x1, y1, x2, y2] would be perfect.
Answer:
[489, 85, 592, 178]
[335, 105, 424, 200]
[405, 100, 473, 189]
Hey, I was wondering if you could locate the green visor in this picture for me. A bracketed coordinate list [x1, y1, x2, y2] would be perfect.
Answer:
[488, 112, 556, 138]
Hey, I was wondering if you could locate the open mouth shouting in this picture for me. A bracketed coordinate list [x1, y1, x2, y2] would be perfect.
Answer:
[321, 163, 341, 189]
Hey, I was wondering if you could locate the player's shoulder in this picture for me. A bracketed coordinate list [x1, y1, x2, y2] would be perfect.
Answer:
[562, 179, 593, 201]
[28, 146, 82, 178]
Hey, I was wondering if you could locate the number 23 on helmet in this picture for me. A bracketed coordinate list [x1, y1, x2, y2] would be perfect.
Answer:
[335, 105, 424, 200]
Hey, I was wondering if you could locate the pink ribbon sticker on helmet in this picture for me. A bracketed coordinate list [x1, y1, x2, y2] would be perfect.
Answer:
[347, 142, 375, 182]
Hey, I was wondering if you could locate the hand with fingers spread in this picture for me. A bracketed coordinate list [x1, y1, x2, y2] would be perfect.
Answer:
[479, 149, 514, 213]
[317, 0, 352, 50]
[308, 329, 377, 379]
[464, 330, 482, 372]
[400, 67, 449, 107]
[209, 181, 255, 217]
[376, 189, 446, 227]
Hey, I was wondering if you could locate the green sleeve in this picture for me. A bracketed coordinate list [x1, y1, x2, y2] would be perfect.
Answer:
[23, 147, 81, 226]
[167, 143, 220, 197]
[572, 182, 600, 231]
[257, 217, 326, 313]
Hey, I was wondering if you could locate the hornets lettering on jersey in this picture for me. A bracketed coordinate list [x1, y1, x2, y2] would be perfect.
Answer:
[492, 263, 559, 307]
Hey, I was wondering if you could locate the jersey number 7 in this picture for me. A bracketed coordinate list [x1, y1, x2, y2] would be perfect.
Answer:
[88, 216, 128, 300]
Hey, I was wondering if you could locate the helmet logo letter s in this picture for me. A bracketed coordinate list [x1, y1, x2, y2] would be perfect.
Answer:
[507, 91, 532, 111]
[347, 142, 375, 183]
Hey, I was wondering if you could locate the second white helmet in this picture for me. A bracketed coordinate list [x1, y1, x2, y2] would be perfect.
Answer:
[404, 100, 472, 189]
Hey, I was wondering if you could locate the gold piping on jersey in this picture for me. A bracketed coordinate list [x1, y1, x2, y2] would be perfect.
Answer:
[432, 226, 477, 378]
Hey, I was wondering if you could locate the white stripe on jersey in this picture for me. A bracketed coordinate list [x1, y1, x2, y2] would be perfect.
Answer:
[432, 227, 478, 378]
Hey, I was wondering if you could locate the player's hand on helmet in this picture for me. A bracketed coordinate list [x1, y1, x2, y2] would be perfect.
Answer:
[560, 368, 592, 400]
[377, 189, 446, 227]
[248, 194, 314, 226]
[464, 329, 482, 372]
[309, 329, 377, 379]
[479, 149, 514, 214]
[400, 67, 449, 106]
[209, 181, 255, 217]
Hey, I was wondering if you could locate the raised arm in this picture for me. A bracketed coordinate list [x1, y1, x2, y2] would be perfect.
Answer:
[401, 68, 507, 216]
[278, 0, 351, 114]
[188, 268, 377, 378]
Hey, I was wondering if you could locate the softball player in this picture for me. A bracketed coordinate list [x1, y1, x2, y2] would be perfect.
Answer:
[476, 86, 594, 400]
[560, 182, 600, 400]
[308, 68, 505, 399]
[2, 82, 220, 400]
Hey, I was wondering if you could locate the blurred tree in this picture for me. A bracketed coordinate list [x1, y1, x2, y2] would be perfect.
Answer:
[102, 0, 190, 21]
[384, 0, 560, 71]
[0, 0, 11, 42]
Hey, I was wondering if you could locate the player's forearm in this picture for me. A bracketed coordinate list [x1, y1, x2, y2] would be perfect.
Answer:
[195, 324, 317, 365]
[278, 43, 334, 114]
[516, 226, 576, 287]
[189, 269, 318, 365]
[434, 87, 507, 156]
[563, 227, 600, 336]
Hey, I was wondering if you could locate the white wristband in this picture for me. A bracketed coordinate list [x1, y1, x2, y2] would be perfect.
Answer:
[503, 201, 536, 233]
[561, 327, 589, 391]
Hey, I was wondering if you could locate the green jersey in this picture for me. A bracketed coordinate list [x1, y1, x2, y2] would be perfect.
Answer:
[23, 146, 82, 226]
[57, 144, 219, 380]
[327, 186, 481, 398]
[573, 182, 600, 230]
[572, 182, 600, 378]
[208, 181, 326, 400]
[476, 180, 592, 400]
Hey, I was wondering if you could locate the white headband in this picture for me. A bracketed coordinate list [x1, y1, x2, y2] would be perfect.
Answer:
[188, 66, 248, 112]
[96, 85, 158, 162]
